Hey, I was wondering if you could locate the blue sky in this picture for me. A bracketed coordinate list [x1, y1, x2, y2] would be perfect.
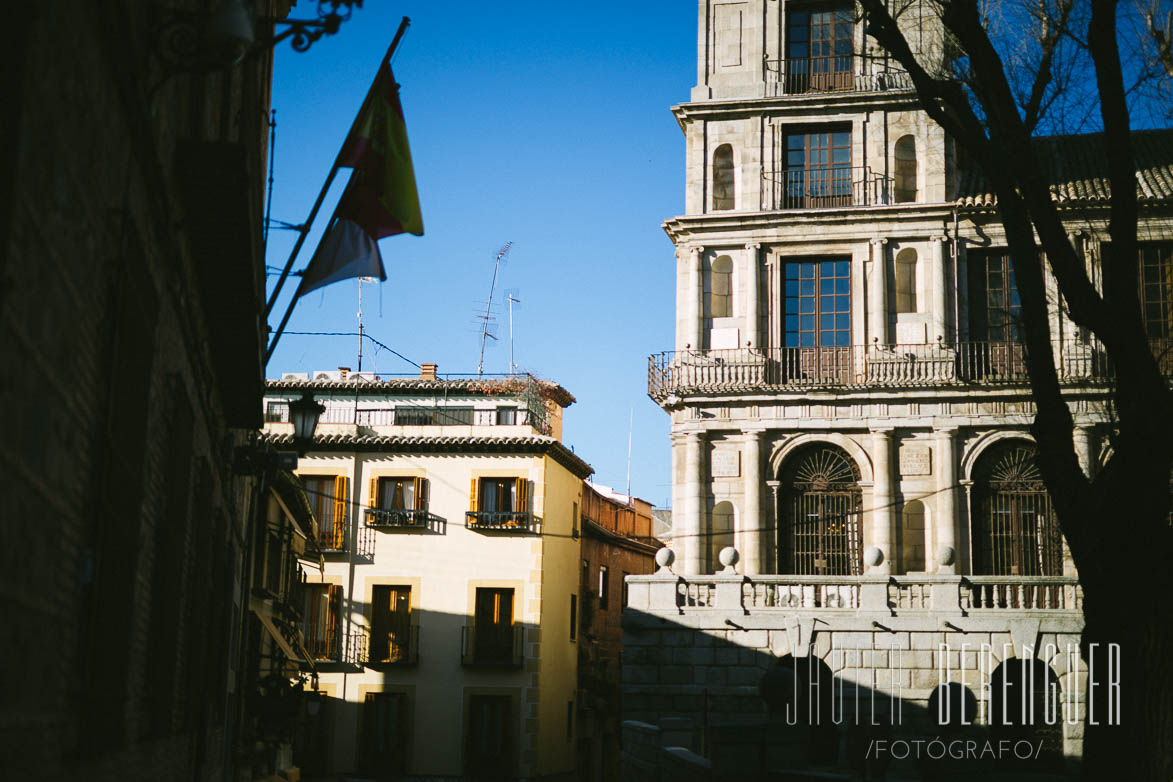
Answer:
[265, 3, 696, 506]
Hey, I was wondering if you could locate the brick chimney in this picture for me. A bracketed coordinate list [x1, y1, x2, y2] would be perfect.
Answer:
[339, 366, 351, 380]
[419, 363, 438, 380]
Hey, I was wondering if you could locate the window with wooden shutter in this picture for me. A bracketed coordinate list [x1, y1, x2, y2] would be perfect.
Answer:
[304, 583, 341, 660]
[333, 476, 348, 530]
[473, 587, 514, 664]
[514, 478, 529, 519]
[371, 585, 412, 663]
[469, 477, 479, 512]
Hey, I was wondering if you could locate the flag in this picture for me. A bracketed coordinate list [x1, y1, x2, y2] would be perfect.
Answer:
[297, 60, 423, 294]
[299, 218, 384, 294]
[336, 61, 424, 238]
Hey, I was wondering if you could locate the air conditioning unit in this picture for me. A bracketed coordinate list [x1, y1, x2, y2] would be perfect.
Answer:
[281, 372, 310, 381]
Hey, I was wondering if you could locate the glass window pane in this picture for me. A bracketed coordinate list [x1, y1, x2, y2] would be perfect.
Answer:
[801, 315, 815, 331]
[800, 332, 815, 347]
[836, 296, 849, 311]
[801, 298, 815, 313]
[836, 277, 849, 294]
[820, 278, 833, 294]
[821, 314, 834, 331]
[801, 280, 815, 296]
[820, 261, 834, 276]
[785, 280, 799, 296]
[785, 314, 799, 331]
[836, 314, 850, 330]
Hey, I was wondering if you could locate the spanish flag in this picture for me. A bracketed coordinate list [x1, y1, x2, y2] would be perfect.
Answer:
[300, 61, 422, 295]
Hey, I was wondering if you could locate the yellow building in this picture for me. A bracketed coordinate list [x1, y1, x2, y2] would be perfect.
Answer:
[262, 366, 591, 779]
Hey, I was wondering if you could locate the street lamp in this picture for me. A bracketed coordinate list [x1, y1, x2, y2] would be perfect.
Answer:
[288, 392, 325, 455]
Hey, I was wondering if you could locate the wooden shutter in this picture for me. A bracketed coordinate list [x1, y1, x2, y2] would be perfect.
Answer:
[333, 476, 349, 529]
[413, 477, 425, 511]
[469, 477, 479, 512]
[327, 584, 342, 656]
[515, 478, 529, 515]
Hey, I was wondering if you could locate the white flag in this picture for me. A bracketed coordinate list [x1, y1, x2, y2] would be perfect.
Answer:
[299, 218, 386, 294]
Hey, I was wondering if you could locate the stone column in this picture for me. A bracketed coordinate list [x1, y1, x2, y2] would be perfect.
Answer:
[869, 238, 889, 346]
[960, 479, 975, 574]
[931, 236, 949, 343]
[934, 427, 959, 574]
[689, 245, 705, 350]
[745, 243, 761, 348]
[870, 428, 894, 574]
[1073, 425, 1096, 478]
[742, 428, 765, 574]
[682, 430, 706, 575]
[767, 480, 781, 573]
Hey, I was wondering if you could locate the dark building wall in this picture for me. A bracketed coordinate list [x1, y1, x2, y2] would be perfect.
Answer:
[576, 486, 659, 782]
[0, 3, 286, 780]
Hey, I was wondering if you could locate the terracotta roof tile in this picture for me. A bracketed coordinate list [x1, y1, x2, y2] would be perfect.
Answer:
[956, 129, 1173, 207]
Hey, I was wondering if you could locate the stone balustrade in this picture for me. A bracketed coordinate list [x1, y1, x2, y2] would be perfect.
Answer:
[626, 571, 1084, 618]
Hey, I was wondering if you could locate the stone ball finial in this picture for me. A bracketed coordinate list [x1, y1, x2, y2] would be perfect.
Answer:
[718, 546, 739, 573]
[655, 547, 676, 572]
[936, 546, 956, 566]
[864, 546, 884, 568]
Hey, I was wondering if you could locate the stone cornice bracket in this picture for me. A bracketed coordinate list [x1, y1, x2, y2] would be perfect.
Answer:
[930, 235, 947, 243]
[689, 245, 705, 258]
[870, 237, 888, 246]
[868, 426, 895, 434]
[745, 242, 761, 252]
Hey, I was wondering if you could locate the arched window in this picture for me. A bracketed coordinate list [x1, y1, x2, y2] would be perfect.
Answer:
[779, 445, 862, 575]
[708, 501, 735, 573]
[892, 248, 917, 313]
[972, 441, 1062, 577]
[894, 135, 917, 202]
[709, 255, 733, 318]
[713, 144, 735, 210]
[898, 499, 926, 573]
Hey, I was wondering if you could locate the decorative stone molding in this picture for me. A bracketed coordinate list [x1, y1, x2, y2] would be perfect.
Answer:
[959, 429, 1035, 481]
[768, 432, 875, 483]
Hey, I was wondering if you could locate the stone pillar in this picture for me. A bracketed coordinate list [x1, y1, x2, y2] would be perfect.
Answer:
[1073, 425, 1096, 478]
[869, 238, 889, 346]
[931, 236, 949, 343]
[689, 246, 705, 350]
[960, 479, 975, 574]
[934, 427, 959, 574]
[742, 429, 765, 574]
[745, 243, 760, 348]
[870, 428, 894, 574]
[682, 430, 706, 575]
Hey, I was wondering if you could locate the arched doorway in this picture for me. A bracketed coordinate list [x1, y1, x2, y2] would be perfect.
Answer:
[972, 441, 1061, 577]
[778, 445, 863, 575]
[989, 658, 1064, 769]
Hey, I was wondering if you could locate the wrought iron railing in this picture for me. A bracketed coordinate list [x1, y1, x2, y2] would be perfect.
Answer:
[365, 507, 444, 532]
[461, 625, 524, 667]
[465, 510, 537, 533]
[764, 54, 912, 96]
[762, 165, 894, 210]
[646, 339, 1137, 400]
[315, 518, 375, 560]
[302, 618, 342, 662]
[354, 625, 419, 666]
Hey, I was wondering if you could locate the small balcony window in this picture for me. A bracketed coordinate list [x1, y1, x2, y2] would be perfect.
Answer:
[300, 474, 349, 551]
[304, 583, 342, 661]
[463, 588, 522, 666]
[467, 477, 533, 531]
[369, 585, 415, 664]
[496, 406, 518, 425]
[366, 476, 431, 528]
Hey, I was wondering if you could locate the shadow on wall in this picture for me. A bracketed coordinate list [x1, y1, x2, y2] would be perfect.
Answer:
[619, 604, 1081, 782]
[287, 602, 553, 782]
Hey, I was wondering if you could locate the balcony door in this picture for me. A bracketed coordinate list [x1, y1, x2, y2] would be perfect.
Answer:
[786, 5, 853, 92]
[474, 587, 514, 664]
[780, 129, 852, 209]
[966, 249, 1025, 377]
[466, 694, 514, 780]
[370, 585, 411, 663]
[779, 260, 852, 383]
[1141, 242, 1173, 372]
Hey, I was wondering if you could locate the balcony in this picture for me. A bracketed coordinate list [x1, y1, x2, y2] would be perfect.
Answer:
[314, 519, 375, 560]
[356, 625, 419, 666]
[762, 165, 894, 210]
[765, 54, 912, 97]
[465, 510, 538, 534]
[302, 625, 367, 665]
[647, 340, 1124, 400]
[628, 572, 1084, 618]
[365, 507, 446, 533]
[461, 625, 524, 668]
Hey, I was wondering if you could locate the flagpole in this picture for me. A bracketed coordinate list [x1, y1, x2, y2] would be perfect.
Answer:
[264, 16, 411, 319]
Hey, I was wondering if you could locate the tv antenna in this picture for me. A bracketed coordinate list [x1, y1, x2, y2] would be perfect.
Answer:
[505, 288, 521, 376]
[357, 275, 380, 372]
[477, 242, 512, 376]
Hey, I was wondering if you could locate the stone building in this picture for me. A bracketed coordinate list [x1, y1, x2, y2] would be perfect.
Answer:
[576, 484, 659, 782]
[261, 367, 593, 780]
[0, 3, 293, 781]
[625, 0, 1173, 777]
